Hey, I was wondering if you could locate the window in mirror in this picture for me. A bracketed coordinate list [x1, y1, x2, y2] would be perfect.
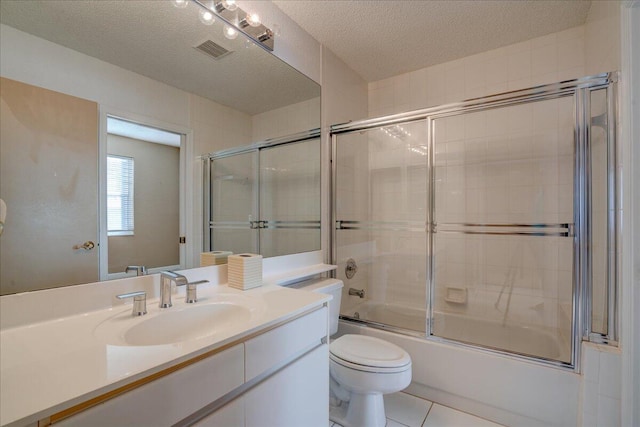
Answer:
[107, 155, 135, 237]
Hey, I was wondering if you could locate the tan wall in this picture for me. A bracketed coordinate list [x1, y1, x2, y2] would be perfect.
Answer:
[107, 134, 179, 273]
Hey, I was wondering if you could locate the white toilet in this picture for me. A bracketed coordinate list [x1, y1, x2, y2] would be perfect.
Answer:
[287, 278, 412, 427]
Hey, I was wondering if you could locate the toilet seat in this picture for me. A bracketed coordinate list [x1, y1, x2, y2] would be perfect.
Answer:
[330, 335, 411, 373]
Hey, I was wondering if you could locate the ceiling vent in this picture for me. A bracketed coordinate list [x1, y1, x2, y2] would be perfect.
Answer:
[194, 40, 232, 60]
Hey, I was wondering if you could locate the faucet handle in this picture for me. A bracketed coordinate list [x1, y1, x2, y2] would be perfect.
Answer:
[177, 280, 209, 304]
[116, 291, 147, 316]
[125, 265, 147, 276]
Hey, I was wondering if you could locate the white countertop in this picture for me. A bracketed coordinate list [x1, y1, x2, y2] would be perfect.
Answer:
[0, 283, 329, 427]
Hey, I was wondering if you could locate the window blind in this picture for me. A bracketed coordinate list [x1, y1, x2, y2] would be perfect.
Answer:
[107, 155, 134, 236]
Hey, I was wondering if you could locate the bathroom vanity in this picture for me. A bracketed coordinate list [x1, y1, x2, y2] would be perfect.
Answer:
[0, 268, 331, 427]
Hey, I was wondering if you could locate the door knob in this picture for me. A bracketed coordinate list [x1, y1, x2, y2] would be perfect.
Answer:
[73, 241, 95, 250]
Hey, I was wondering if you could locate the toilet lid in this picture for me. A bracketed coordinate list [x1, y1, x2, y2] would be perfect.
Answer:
[329, 335, 411, 370]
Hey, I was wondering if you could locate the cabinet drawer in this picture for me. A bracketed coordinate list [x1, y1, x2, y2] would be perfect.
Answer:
[57, 344, 244, 427]
[245, 306, 327, 381]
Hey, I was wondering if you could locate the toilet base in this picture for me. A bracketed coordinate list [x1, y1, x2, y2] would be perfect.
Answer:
[329, 393, 386, 427]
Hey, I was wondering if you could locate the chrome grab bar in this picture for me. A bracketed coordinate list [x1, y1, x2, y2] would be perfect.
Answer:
[435, 222, 574, 237]
[335, 220, 573, 237]
[336, 220, 426, 232]
[210, 220, 320, 230]
[261, 220, 321, 230]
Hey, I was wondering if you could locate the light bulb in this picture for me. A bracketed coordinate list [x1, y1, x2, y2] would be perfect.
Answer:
[171, 0, 189, 8]
[224, 24, 238, 40]
[221, 0, 238, 11]
[199, 9, 215, 25]
[246, 12, 261, 27]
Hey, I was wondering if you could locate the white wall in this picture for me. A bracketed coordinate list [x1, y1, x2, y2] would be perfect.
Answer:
[0, 25, 190, 128]
[580, 2, 625, 426]
[619, 3, 640, 427]
[368, 25, 586, 118]
[252, 97, 320, 141]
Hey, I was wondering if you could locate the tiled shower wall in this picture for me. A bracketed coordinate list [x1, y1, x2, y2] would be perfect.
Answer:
[368, 25, 586, 118]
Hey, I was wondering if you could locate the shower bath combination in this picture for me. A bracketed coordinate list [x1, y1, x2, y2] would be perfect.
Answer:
[331, 72, 618, 369]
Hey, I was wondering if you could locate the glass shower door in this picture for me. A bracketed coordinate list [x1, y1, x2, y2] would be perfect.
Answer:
[209, 151, 259, 255]
[259, 138, 321, 258]
[430, 96, 576, 363]
[334, 121, 429, 333]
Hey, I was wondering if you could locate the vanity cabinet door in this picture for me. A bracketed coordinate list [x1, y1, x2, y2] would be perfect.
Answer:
[191, 397, 244, 427]
[245, 306, 328, 381]
[244, 344, 329, 427]
[56, 344, 244, 427]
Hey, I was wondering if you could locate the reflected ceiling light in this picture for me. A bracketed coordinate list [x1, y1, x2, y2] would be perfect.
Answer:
[224, 24, 239, 40]
[185, 0, 275, 50]
[199, 8, 215, 25]
[221, 0, 238, 11]
[172, 0, 189, 8]
[246, 12, 261, 27]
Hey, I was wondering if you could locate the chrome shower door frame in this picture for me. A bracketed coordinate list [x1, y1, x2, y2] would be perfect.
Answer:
[330, 72, 619, 371]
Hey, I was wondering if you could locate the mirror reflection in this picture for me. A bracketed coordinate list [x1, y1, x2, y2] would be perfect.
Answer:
[206, 136, 321, 258]
[107, 117, 182, 277]
[0, 0, 321, 295]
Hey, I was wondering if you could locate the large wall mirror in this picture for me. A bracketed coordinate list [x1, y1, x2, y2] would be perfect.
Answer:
[0, 1, 320, 295]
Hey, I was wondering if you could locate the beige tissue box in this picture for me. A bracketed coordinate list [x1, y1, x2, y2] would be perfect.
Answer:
[200, 251, 233, 266]
[227, 253, 263, 290]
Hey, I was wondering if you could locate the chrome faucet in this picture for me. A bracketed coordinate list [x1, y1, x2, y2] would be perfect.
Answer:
[125, 265, 147, 276]
[159, 271, 209, 307]
[116, 291, 147, 316]
[159, 271, 185, 308]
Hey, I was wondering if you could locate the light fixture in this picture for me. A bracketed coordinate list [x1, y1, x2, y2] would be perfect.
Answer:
[199, 8, 215, 25]
[171, 0, 189, 8]
[246, 12, 261, 27]
[224, 24, 239, 40]
[221, 0, 238, 11]
[184, 0, 275, 50]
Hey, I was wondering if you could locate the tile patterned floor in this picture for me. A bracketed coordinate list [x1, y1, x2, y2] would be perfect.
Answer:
[330, 392, 504, 427]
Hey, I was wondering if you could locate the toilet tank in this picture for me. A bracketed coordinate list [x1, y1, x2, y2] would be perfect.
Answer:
[285, 278, 343, 336]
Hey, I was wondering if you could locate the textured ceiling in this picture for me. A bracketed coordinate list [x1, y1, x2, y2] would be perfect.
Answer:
[0, 1, 320, 115]
[273, 0, 593, 82]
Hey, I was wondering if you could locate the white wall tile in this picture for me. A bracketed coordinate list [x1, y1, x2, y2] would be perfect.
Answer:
[596, 395, 621, 427]
[367, 25, 587, 119]
[598, 350, 622, 399]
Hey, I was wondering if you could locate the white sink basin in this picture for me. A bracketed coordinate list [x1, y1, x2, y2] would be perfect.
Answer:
[95, 294, 265, 346]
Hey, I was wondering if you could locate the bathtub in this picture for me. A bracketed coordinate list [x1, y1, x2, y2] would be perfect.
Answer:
[343, 300, 570, 365]
[337, 302, 581, 427]
[343, 301, 571, 363]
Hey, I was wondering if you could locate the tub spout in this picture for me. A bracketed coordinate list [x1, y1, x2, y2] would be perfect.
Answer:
[349, 288, 365, 298]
